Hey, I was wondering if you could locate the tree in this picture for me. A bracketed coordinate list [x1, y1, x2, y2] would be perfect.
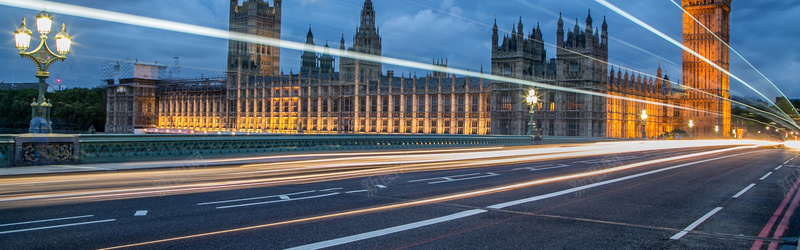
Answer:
[0, 87, 106, 132]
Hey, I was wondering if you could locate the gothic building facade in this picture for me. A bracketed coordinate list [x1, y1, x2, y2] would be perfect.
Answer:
[106, 0, 721, 139]
[227, 0, 281, 76]
[681, 0, 731, 137]
[339, 0, 382, 84]
[490, 12, 609, 137]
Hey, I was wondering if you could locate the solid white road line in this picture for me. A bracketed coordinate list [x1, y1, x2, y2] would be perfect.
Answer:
[287, 150, 754, 249]
[775, 165, 783, 170]
[0, 215, 94, 228]
[732, 184, 756, 198]
[0, 219, 116, 235]
[196, 190, 316, 206]
[345, 190, 368, 194]
[216, 193, 340, 209]
[488, 152, 748, 210]
[319, 188, 344, 192]
[760, 172, 773, 181]
[669, 207, 723, 240]
[285, 209, 487, 250]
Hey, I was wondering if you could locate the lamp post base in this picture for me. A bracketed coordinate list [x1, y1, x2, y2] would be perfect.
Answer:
[28, 117, 52, 134]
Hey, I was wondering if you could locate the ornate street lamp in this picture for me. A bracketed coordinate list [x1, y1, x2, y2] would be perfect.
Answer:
[640, 109, 647, 140]
[14, 12, 72, 133]
[688, 120, 694, 138]
[525, 89, 541, 145]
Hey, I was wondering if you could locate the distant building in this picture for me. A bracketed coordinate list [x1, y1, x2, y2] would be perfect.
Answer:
[103, 60, 166, 134]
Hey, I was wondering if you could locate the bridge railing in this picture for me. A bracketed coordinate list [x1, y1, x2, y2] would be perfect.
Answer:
[78, 134, 533, 164]
[0, 135, 13, 168]
[1, 134, 627, 167]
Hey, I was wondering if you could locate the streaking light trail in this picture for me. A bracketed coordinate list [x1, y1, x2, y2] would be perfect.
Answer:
[0, 0, 719, 118]
[667, 0, 800, 120]
[595, 0, 800, 130]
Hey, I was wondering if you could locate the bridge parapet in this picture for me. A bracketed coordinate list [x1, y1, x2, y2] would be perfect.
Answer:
[78, 134, 532, 164]
[1, 134, 623, 167]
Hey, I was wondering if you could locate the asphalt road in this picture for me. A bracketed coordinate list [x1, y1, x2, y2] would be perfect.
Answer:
[1, 141, 798, 249]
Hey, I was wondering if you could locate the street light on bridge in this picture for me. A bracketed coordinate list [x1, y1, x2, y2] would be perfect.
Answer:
[14, 12, 72, 133]
[525, 89, 542, 145]
[640, 109, 647, 140]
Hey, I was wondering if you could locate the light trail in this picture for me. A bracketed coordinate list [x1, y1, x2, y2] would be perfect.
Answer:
[101, 145, 757, 249]
[405, 0, 796, 131]
[0, 140, 773, 208]
[595, 0, 799, 130]
[668, 0, 800, 120]
[0, 0, 726, 120]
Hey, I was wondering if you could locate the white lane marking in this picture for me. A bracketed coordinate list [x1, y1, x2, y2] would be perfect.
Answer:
[573, 155, 644, 164]
[514, 164, 570, 172]
[0, 215, 94, 228]
[289, 151, 754, 249]
[488, 152, 751, 210]
[0, 179, 95, 187]
[784, 160, 791, 164]
[375, 185, 387, 189]
[408, 173, 482, 183]
[345, 190, 368, 194]
[733, 184, 756, 198]
[760, 172, 773, 181]
[319, 188, 344, 192]
[669, 207, 723, 240]
[428, 173, 499, 184]
[216, 193, 340, 209]
[775, 165, 783, 170]
[134, 210, 148, 216]
[196, 190, 316, 206]
[0, 219, 116, 235]
[285, 209, 487, 250]
[278, 195, 291, 200]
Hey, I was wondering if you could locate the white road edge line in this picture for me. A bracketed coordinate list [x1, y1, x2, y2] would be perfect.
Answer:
[287, 150, 754, 249]
[0, 219, 117, 235]
[732, 184, 756, 198]
[669, 207, 723, 240]
[0, 215, 94, 228]
[345, 190, 367, 194]
[285, 209, 487, 250]
[760, 172, 773, 181]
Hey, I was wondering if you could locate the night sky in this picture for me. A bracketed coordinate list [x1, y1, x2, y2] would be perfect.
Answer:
[0, 0, 797, 101]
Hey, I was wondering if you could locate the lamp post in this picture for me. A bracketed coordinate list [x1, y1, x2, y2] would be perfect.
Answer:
[688, 120, 694, 138]
[640, 109, 647, 140]
[715, 125, 719, 137]
[13, 12, 72, 133]
[525, 89, 541, 145]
